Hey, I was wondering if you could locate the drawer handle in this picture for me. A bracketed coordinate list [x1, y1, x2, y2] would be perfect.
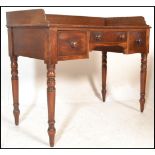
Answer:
[136, 39, 143, 46]
[95, 34, 102, 41]
[70, 41, 78, 48]
[119, 34, 126, 40]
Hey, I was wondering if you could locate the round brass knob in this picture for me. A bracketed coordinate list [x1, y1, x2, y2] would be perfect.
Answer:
[119, 34, 126, 40]
[70, 41, 78, 48]
[136, 39, 143, 46]
[95, 34, 102, 41]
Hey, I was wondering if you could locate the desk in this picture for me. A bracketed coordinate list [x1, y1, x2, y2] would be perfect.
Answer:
[6, 9, 151, 147]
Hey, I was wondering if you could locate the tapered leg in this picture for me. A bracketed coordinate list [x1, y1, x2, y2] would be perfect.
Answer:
[10, 56, 20, 125]
[140, 53, 148, 112]
[102, 52, 107, 102]
[47, 64, 56, 147]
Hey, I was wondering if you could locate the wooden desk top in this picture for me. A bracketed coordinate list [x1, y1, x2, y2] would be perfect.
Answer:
[6, 9, 150, 28]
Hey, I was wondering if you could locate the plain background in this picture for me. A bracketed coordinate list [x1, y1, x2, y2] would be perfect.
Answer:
[1, 7, 154, 148]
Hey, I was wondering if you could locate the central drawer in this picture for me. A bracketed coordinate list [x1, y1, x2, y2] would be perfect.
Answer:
[90, 31, 127, 43]
[58, 31, 88, 60]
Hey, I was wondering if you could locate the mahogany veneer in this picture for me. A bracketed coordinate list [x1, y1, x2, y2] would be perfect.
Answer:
[6, 9, 151, 147]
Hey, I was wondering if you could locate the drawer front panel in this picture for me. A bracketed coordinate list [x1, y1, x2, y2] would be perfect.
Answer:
[58, 31, 88, 60]
[128, 31, 146, 53]
[91, 31, 127, 43]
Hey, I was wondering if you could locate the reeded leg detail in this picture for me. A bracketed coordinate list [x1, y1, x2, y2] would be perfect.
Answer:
[140, 53, 147, 112]
[102, 52, 107, 102]
[47, 64, 56, 147]
[11, 56, 20, 125]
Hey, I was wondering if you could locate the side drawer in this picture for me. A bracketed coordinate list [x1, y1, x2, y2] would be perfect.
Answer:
[128, 31, 146, 53]
[58, 31, 88, 60]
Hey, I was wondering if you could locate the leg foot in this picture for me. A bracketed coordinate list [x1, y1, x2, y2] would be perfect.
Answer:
[48, 122, 56, 147]
[102, 89, 106, 102]
[140, 97, 145, 112]
[13, 103, 20, 125]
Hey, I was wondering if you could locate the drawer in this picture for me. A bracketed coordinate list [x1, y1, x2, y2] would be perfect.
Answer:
[128, 31, 146, 53]
[90, 31, 127, 43]
[58, 31, 88, 60]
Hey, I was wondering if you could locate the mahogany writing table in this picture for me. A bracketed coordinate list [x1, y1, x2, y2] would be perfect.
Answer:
[6, 9, 151, 147]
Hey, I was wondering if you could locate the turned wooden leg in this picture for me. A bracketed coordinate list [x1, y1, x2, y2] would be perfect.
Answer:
[10, 56, 20, 125]
[47, 64, 56, 147]
[102, 52, 107, 102]
[140, 53, 147, 112]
